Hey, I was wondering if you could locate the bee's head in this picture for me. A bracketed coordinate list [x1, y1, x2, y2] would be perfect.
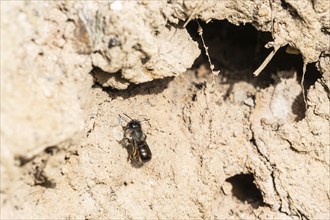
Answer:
[127, 120, 141, 130]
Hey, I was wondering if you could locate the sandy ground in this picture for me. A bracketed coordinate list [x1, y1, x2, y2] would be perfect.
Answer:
[1, 1, 329, 219]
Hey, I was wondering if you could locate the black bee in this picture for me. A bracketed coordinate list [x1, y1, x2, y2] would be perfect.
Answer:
[119, 114, 152, 166]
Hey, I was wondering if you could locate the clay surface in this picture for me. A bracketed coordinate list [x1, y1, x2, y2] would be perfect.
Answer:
[1, 1, 329, 219]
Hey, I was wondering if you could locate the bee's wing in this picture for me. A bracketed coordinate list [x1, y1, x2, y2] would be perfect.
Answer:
[132, 139, 138, 155]
[141, 133, 147, 141]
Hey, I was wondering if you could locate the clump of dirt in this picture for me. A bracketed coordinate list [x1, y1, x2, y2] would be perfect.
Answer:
[1, 1, 329, 219]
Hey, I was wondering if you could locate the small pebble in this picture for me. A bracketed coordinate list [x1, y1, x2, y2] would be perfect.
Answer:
[244, 97, 254, 107]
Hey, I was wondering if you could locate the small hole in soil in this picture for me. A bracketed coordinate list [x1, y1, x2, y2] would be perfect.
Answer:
[226, 173, 264, 208]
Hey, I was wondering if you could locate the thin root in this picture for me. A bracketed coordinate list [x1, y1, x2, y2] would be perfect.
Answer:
[253, 46, 280, 77]
[183, 1, 202, 28]
[301, 62, 307, 108]
[197, 21, 220, 88]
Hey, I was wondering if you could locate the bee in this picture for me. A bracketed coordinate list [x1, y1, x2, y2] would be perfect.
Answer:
[118, 114, 152, 166]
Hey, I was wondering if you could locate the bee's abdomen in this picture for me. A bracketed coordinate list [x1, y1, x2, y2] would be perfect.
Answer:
[138, 142, 152, 162]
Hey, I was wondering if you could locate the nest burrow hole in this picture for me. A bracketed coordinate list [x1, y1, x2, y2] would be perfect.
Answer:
[186, 19, 322, 121]
[226, 173, 264, 208]
[186, 19, 321, 89]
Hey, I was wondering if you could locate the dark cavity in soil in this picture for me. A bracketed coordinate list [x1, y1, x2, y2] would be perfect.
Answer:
[226, 173, 264, 208]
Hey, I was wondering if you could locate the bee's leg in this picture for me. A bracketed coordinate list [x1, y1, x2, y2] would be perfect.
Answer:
[127, 144, 140, 164]
[126, 150, 135, 163]
[118, 138, 128, 147]
[127, 154, 132, 162]
[133, 146, 143, 164]
[131, 146, 137, 161]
